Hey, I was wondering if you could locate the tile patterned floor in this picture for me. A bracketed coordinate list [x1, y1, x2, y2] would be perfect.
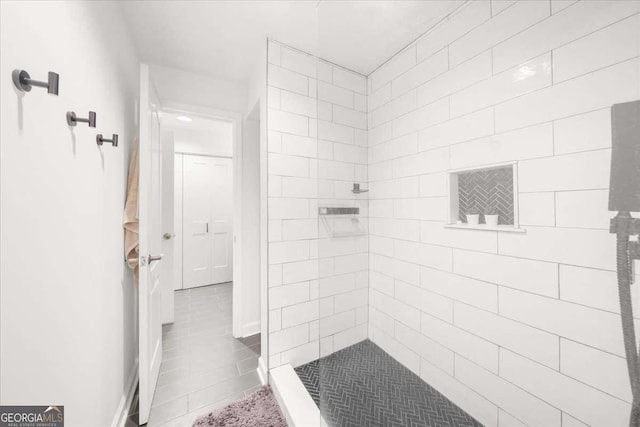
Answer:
[295, 340, 482, 427]
[146, 283, 262, 427]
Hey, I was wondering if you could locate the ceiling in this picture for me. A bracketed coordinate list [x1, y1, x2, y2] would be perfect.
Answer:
[162, 112, 232, 133]
[120, 0, 464, 83]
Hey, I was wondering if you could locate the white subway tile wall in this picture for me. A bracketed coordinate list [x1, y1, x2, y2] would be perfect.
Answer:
[366, 1, 639, 426]
[267, 41, 369, 369]
[267, 0, 640, 424]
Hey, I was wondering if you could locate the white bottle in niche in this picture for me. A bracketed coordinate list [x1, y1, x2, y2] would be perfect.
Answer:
[466, 206, 480, 226]
[484, 204, 499, 226]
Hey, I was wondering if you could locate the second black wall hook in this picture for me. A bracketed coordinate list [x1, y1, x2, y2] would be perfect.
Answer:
[67, 111, 96, 127]
[97, 134, 118, 147]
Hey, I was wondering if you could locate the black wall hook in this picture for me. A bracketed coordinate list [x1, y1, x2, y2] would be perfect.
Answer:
[12, 69, 59, 95]
[97, 134, 118, 147]
[67, 111, 96, 128]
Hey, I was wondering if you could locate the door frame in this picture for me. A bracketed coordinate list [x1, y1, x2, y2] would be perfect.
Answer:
[161, 101, 245, 338]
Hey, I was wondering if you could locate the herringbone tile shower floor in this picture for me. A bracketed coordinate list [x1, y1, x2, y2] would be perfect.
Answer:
[295, 340, 482, 427]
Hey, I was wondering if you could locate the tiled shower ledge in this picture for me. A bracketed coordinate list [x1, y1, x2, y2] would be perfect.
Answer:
[444, 223, 526, 233]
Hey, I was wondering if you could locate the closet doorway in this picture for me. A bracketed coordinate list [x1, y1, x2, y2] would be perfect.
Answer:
[179, 154, 233, 289]
[171, 114, 234, 290]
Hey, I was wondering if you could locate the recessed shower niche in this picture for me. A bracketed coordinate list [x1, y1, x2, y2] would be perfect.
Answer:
[447, 163, 523, 232]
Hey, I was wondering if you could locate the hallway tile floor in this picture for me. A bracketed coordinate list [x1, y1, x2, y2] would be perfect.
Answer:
[146, 283, 261, 427]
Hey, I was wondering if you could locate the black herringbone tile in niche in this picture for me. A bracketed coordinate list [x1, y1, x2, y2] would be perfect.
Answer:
[294, 340, 483, 427]
[458, 166, 514, 225]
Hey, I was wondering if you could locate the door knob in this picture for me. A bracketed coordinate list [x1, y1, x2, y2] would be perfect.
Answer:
[148, 254, 163, 263]
[163, 233, 174, 240]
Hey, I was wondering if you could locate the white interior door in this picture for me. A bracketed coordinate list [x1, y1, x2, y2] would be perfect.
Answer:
[183, 155, 215, 288]
[161, 131, 175, 324]
[211, 157, 233, 284]
[183, 155, 233, 288]
[138, 63, 163, 425]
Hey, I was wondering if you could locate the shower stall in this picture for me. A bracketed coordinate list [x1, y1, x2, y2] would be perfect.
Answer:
[266, 1, 640, 426]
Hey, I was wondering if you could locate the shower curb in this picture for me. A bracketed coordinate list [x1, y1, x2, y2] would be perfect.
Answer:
[270, 364, 325, 427]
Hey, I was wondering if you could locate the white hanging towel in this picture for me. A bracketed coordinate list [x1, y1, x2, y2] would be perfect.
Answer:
[124, 138, 140, 280]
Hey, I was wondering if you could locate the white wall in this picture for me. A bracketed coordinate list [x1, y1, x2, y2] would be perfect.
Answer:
[174, 152, 184, 291]
[0, 2, 139, 426]
[367, 1, 640, 426]
[241, 112, 261, 336]
[246, 41, 270, 373]
[266, 41, 369, 369]
[151, 64, 248, 114]
[173, 126, 233, 157]
[163, 112, 233, 157]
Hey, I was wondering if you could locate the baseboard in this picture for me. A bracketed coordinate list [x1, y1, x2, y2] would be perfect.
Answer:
[257, 356, 268, 385]
[111, 364, 138, 427]
[240, 320, 261, 338]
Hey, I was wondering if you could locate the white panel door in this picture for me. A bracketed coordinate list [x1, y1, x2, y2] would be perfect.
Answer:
[138, 63, 163, 425]
[211, 157, 233, 284]
[183, 155, 215, 288]
[182, 155, 233, 288]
